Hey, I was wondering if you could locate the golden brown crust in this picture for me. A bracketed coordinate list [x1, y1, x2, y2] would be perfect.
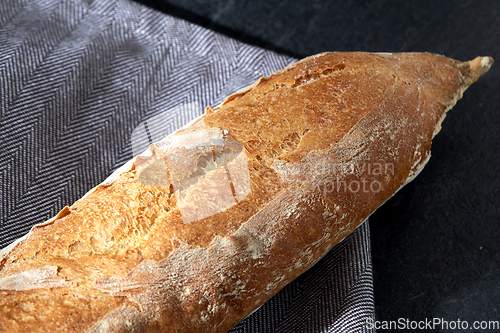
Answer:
[0, 52, 493, 333]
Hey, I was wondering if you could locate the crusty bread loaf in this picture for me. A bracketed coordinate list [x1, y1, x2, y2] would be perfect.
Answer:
[0, 52, 493, 332]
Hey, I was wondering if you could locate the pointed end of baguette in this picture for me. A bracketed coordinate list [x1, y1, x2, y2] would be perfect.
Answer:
[432, 56, 493, 139]
[466, 56, 494, 84]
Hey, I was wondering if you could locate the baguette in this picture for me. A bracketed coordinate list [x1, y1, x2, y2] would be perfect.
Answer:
[0, 52, 493, 332]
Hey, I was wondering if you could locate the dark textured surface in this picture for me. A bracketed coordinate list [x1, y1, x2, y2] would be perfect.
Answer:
[129, 0, 500, 330]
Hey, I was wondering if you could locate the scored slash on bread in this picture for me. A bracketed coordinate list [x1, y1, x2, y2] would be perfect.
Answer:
[0, 52, 493, 333]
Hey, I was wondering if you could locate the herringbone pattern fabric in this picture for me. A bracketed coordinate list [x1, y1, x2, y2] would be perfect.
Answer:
[0, 0, 374, 331]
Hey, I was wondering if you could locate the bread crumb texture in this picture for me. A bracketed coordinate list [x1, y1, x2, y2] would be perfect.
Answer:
[0, 52, 491, 333]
